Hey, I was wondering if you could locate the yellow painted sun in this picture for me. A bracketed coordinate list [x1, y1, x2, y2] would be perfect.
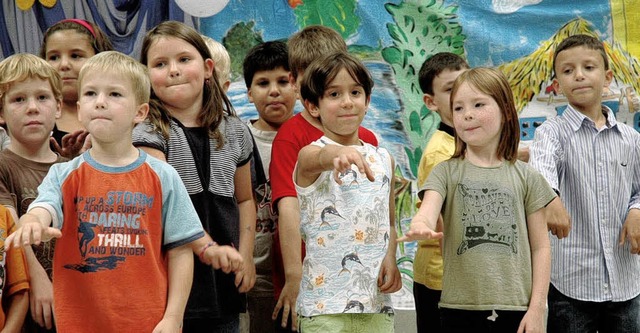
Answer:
[16, 0, 56, 11]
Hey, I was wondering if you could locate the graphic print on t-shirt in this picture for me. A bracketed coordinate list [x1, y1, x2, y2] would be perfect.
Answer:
[456, 183, 517, 255]
[64, 191, 153, 273]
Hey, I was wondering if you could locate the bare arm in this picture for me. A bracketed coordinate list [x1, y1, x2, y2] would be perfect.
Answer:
[152, 244, 193, 333]
[234, 163, 257, 293]
[5, 207, 59, 249]
[272, 196, 302, 331]
[397, 190, 444, 242]
[296, 144, 374, 188]
[517, 208, 550, 333]
[378, 158, 401, 293]
[0, 290, 28, 333]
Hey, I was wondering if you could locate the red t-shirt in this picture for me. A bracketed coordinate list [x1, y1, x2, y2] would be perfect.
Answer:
[269, 112, 378, 299]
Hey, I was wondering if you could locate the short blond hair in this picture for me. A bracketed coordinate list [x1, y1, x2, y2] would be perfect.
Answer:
[78, 51, 150, 105]
[0, 53, 62, 115]
[201, 35, 231, 87]
[288, 25, 347, 80]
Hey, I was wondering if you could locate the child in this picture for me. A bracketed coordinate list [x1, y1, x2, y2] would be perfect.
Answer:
[294, 52, 401, 331]
[202, 35, 232, 92]
[4, 50, 230, 332]
[0, 205, 29, 332]
[242, 40, 297, 333]
[530, 34, 640, 333]
[399, 68, 555, 332]
[133, 21, 256, 332]
[413, 52, 469, 333]
[40, 18, 113, 158]
[0, 53, 68, 333]
[270, 25, 379, 331]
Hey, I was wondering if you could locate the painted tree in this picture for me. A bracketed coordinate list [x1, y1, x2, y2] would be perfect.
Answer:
[293, 0, 359, 39]
[382, 0, 465, 178]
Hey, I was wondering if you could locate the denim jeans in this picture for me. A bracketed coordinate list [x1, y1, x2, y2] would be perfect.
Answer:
[440, 308, 526, 333]
[547, 284, 640, 333]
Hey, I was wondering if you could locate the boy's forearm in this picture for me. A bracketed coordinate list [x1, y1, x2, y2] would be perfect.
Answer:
[163, 245, 194, 324]
[278, 197, 302, 281]
[2, 290, 28, 333]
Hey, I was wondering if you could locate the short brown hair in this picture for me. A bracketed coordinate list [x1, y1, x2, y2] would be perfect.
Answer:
[300, 52, 373, 108]
[450, 68, 520, 163]
[0, 53, 62, 115]
[553, 34, 609, 76]
[288, 25, 347, 80]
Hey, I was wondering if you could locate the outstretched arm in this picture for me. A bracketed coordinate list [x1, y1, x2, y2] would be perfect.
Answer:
[5, 208, 60, 249]
[296, 144, 374, 188]
[397, 190, 444, 242]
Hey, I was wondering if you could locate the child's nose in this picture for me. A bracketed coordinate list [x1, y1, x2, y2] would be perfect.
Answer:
[169, 62, 180, 77]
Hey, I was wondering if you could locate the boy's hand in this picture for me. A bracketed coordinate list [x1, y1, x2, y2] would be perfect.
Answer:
[620, 208, 640, 254]
[331, 148, 375, 185]
[203, 244, 243, 273]
[397, 220, 443, 242]
[50, 130, 90, 159]
[272, 279, 300, 331]
[234, 257, 256, 293]
[5, 215, 61, 249]
[545, 196, 571, 239]
[377, 254, 402, 293]
[517, 306, 545, 333]
[152, 315, 181, 333]
[29, 267, 54, 329]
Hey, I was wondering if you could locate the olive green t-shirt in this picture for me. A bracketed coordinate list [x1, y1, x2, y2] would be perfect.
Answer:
[422, 158, 555, 311]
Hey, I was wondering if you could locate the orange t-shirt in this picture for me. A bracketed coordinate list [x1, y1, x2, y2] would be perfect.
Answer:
[30, 152, 203, 332]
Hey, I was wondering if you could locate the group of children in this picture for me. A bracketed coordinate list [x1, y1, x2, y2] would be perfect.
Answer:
[0, 15, 635, 333]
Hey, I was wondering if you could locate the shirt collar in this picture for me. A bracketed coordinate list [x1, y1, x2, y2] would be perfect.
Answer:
[563, 103, 619, 133]
[438, 122, 455, 137]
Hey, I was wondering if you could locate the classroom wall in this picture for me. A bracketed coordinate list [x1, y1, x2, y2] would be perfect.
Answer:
[3, 0, 639, 309]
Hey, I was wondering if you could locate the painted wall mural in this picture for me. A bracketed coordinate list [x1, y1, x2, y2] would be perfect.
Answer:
[3, 0, 640, 309]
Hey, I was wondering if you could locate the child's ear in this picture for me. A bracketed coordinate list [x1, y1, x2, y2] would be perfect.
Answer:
[304, 100, 320, 118]
[423, 94, 439, 112]
[551, 79, 562, 96]
[204, 58, 215, 80]
[604, 69, 613, 88]
[247, 88, 254, 103]
[55, 100, 62, 119]
[134, 103, 149, 124]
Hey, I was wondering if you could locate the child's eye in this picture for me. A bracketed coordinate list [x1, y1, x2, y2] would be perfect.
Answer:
[474, 102, 484, 108]
[328, 91, 340, 98]
[47, 55, 59, 62]
[351, 90, 362, 96]
[562, 68, 573, 75]
[257, 80, 269, 87]
[83, 91, 96, 97]
[180, 57, 190, 63]
[37, 95, 50, 101]
[11, 97, 25, 103]
[278, 79, 290, 86]
[152, 62, 165, 69]
[110, 92, 122, 97]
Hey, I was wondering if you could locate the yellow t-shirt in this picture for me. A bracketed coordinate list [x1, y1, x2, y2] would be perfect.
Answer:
[413, 130, 454, 290]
